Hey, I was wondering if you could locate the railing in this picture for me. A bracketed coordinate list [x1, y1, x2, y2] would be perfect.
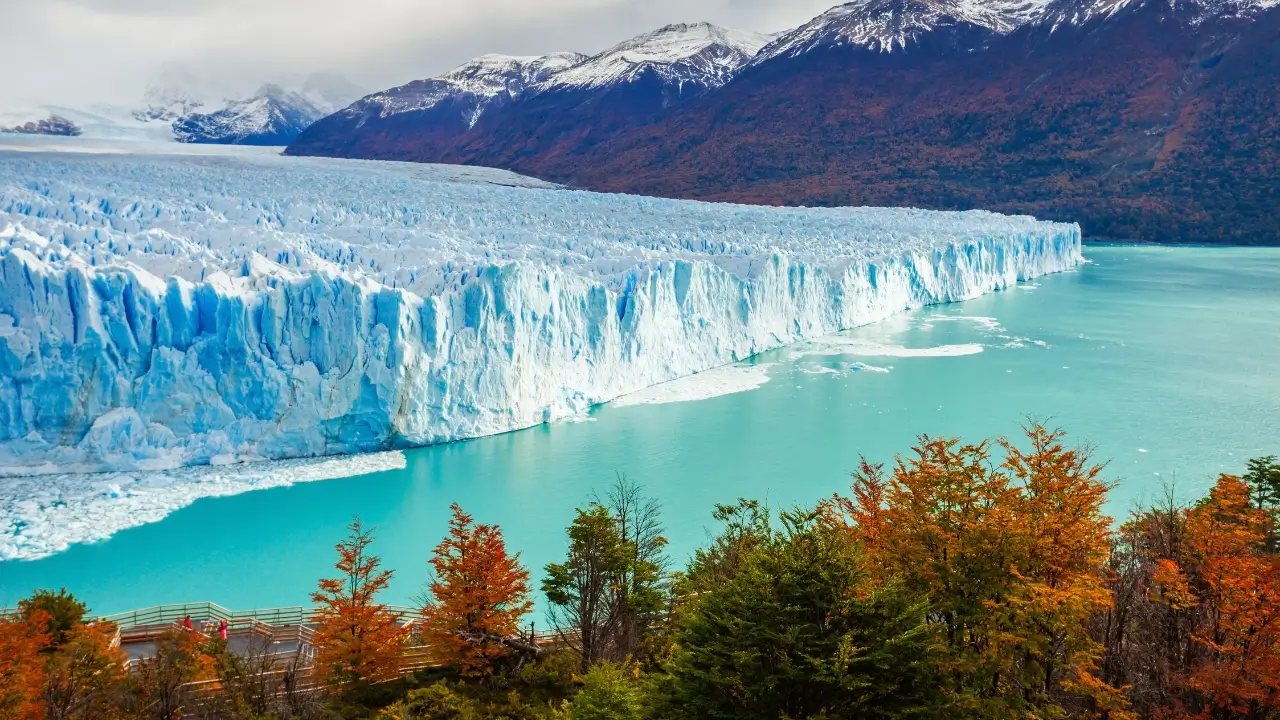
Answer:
[1, 602, 431, 628]
[88, 602, 430, 631]
[2, 599, 574, 698]
[99, 603, 312, 630]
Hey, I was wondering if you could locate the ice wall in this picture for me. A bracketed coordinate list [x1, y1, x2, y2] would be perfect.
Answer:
[0, 149, 1082, 475]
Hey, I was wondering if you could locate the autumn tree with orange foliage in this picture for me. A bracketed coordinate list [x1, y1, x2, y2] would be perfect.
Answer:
[0, 611, 48, 720]
[420, 503, 534, 676]
[4, 589, 129, 720]
[41, 620, 128, 720]
[311, 518, 405, 688]
[1146, 475, 1280, 719]
[827, 424, 1129, 719]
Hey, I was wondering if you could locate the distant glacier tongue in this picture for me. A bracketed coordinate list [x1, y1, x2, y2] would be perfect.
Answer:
[0, 149, 1082, 475]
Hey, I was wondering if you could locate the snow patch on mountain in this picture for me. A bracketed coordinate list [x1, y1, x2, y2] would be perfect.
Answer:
[133, 85, 208, 124]
[543, 22, 775, 91]
[755, 0, 1053, 59]
[1038, 0, 1279, 30]
[445, 53, 588, 98]
[754, 0, 1279, 58]
[347, 52, 586, 126]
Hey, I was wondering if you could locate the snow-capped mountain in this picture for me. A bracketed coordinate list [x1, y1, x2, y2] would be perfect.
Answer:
[753, 0, 1049, 59]
[347, 52, 585, 128]
[1035, 0, 1276, 29]
[286, 22, 772, 160]
[132, 85, 206, 123]
[169, 75, 368, 146]
[172, 84, 327, 145]
[444, 53, 586, 99]
[288, 0, 1280, 245]
[0, 104, 177, 142]
[544, 22, 774, 92]
[0, 74, 365, 147]
[753, 0, 1277, 61]
[312, 22, 768, 132]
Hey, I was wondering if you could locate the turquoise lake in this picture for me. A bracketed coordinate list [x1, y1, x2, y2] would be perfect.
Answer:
[2, 245, 1278, 614]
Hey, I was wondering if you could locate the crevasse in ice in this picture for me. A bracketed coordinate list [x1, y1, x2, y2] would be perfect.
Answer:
[0, 149, 1082, 475]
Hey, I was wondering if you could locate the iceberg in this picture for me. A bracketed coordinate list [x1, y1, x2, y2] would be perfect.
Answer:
[0, 145, 1083, 478]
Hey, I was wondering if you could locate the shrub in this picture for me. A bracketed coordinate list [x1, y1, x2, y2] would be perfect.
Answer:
[560, 662, 647, 720]
[379, 682, 480, 720]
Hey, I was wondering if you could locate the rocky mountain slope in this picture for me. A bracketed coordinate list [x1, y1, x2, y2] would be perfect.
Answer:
[1, 115, 81, 136]
[288, 0, 1280, 244]
[573, 0, 1280, 244]
[286, 23, 773, 161]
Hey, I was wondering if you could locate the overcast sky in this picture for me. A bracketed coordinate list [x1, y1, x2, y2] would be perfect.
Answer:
[1, 0, 838, 110]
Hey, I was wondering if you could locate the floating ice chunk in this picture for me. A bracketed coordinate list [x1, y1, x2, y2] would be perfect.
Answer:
[920, 315, 1004, 332]
[800, 365, 842, 375]
[611, 363, 773, 407]
[802, 339, 986, 358]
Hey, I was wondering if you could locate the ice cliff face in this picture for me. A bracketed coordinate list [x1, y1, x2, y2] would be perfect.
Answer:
[0, 148, 1082, 476]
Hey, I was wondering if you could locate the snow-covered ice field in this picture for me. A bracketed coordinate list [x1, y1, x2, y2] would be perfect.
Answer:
[0, 139, 1081, 559]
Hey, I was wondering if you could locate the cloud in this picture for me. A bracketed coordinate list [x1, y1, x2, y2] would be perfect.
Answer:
[0, 0, 838, 110]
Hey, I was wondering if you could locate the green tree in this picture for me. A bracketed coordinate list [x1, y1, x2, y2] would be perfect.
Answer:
[544, 504, 632, 671]
[544, 477, 669, 670]
[680, 498, 772, 596]
[19, 589, 87, 649]
[663, 508, 945, 720]
[1244, 455, 1280, 511]
[601, 475, 669, 665]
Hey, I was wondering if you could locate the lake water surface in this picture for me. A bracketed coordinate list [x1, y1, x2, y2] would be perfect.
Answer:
[2, 245, 1278, 614]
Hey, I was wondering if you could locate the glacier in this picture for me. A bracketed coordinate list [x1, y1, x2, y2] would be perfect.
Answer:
[0, 143, 1082, 483]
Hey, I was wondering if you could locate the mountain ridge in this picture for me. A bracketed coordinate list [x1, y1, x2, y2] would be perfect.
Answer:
[285, 22, 773, 160]
[289, 0, 1279, 244]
